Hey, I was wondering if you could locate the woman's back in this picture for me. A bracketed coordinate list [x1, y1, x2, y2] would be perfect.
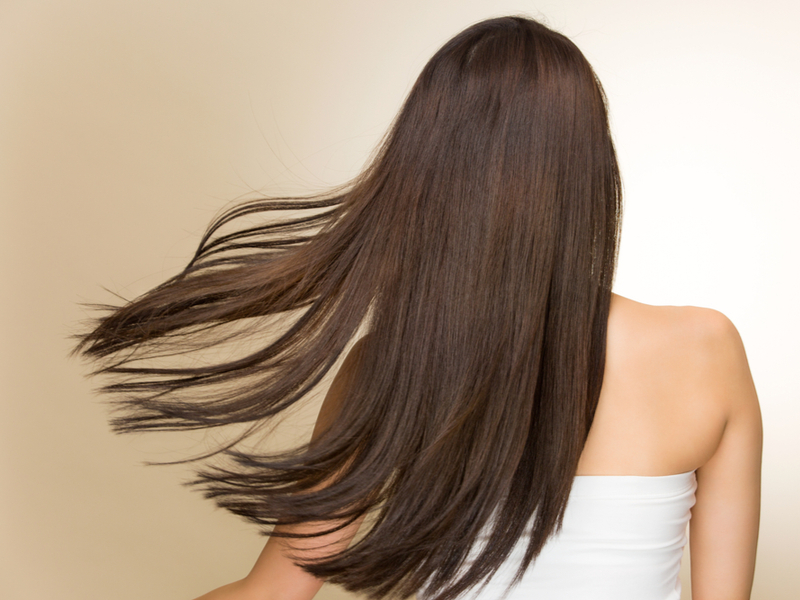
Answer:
[461, 293, 761, 599]
[414, 293, 760, 600]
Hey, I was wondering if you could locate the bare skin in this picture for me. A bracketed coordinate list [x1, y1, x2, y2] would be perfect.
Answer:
[196, 293, 762, 600]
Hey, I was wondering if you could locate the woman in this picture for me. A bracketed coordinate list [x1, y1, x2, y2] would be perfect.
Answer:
[76, 16, 761, 600]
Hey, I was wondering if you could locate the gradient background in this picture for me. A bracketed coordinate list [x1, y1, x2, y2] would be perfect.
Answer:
[2, 1, 798, 599]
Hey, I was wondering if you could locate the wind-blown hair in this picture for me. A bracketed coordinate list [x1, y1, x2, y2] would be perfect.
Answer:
[76, 15, 621, 600]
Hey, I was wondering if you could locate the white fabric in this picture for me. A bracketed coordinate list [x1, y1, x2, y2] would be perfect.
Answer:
[433, 471, 697, 600]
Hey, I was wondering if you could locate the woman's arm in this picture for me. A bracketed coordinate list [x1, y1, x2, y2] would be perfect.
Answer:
[193, 338, 369, 600]
[690, 314, 762, 600]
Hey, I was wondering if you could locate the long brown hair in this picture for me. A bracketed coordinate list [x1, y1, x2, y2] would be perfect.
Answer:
[76, 16, 621, 600]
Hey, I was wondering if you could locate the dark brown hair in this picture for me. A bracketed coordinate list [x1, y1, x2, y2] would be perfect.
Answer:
[76, 15, 621, 600]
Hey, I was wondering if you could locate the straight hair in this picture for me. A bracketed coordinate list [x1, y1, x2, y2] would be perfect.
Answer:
[76, 15, 622, 600]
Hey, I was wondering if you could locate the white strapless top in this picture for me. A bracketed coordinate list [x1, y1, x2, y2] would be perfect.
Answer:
[425, 471, 697, 600]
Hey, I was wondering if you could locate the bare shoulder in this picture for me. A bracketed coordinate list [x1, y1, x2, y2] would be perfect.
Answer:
[609, 294, 747, 393]
[610, 293, 736, 342]
[594, 295, 759, 474]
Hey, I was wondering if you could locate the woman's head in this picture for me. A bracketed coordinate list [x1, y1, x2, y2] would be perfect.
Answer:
[77, 16, 621, 600]
[392, 16, 616, 180]
[360, 15, 621, 309]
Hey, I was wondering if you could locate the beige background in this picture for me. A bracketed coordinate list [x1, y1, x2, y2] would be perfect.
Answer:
[2, 1, 798, 599]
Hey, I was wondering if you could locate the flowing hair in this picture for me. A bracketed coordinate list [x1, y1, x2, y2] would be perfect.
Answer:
[76, 15, 621, 600]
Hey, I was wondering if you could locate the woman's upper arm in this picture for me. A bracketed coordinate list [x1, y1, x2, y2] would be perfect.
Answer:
[245, 337, 369, 600]
[196, 338, 369, 600]
[690, 313, 762, 600]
